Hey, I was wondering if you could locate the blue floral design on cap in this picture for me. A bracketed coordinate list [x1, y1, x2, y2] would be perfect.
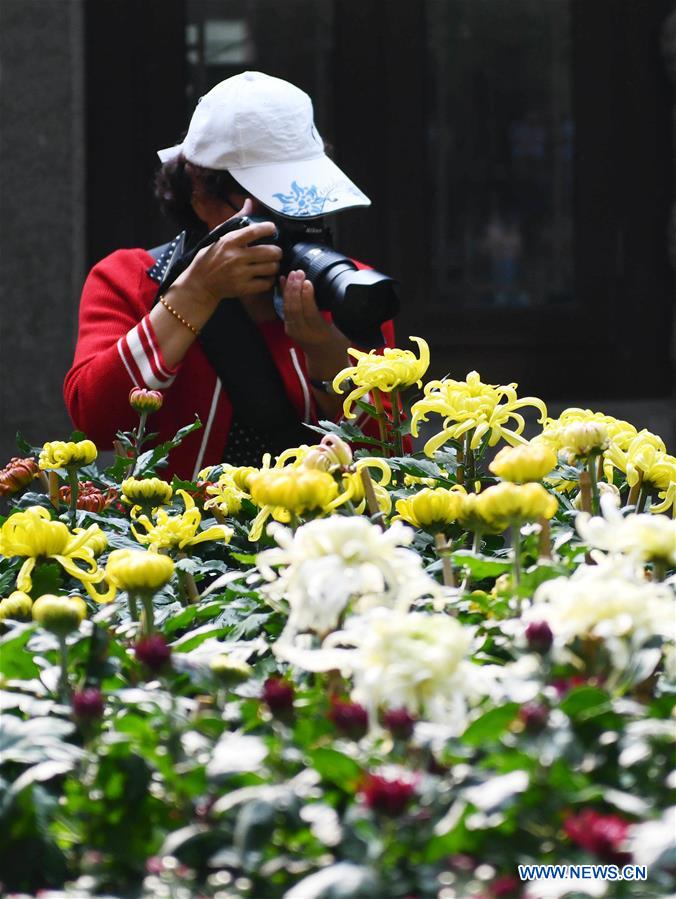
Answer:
[272, 181, 334, 216]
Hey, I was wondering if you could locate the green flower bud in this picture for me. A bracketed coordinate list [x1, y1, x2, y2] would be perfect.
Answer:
[209, 654, 253, 686]
[0, 591, 33, 621]
[32, 594, 86, 636]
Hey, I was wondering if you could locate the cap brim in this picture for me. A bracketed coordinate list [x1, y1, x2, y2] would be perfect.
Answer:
[157, 144, 183, 164]
[228, 154, 371, 219]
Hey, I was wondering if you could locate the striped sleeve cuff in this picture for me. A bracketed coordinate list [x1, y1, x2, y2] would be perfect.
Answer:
[117, 314, 178, 389]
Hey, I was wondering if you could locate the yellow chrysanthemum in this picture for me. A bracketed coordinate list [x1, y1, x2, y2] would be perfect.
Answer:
[106, 548, 175, 593]
[247, 468, 341, 541]
[489, 443, 557, 483]
[0, 506, 113, 601]
[538, 408, 637, 452]
[121, 477, 173, 507]
[204, 467, 251, 517]
[32, 593, 87, 636]
[39, 440, 97, 470]
[0, 591, 33, 622]
[395, 486, 467, 531]
[72, 524, 108, 557]
[332, 336, 430, 419]
[131, 489, 233, 552]
[329, 458, 393, 516]
[605, 431, 676, 514]
[475, 482, 558, 531]
[410, 371, 548, 457]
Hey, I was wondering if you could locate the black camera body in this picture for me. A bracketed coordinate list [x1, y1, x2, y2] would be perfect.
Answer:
[236, 214, 399, 347]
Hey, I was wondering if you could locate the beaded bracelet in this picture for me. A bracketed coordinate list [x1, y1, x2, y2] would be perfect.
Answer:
[158, 296, 200, 336]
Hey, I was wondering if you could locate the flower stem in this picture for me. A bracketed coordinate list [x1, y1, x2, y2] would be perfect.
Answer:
[456, 444, 465, 487]
[372, 389, 390, 457]
[48, 471, 60, 509]
[464, 432, 476, 491]
[636, 484, 650, 513]
[460, 531, 481, 593]
[627, 472, 643, 508]
[58, 635, 70, 701]
[511, 523, 522, 587]
[390, 389, 404, 458]
[67, 468, 80, 528]
[537, 516, 552, 560]
[434, 532, 456, 588]
[578, 469, 592, 514]
[127, 591, 139, 622]
[178, 569, 200, 605]
[140, 593, 154, 635]
[359, 467, 385, 527]
[587, 457, 600, 516]
[653, 560, 667, 582]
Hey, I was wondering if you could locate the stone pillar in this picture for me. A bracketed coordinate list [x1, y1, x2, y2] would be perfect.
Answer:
[0, 0, 85, 462]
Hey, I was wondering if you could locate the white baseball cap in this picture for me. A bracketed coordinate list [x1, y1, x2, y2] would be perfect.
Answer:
[157, 71, 371, 220]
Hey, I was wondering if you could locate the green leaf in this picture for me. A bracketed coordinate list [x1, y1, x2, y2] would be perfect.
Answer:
[559, 686, 611, 719]
[451, 551, 512, 579]
[0, 624, 40, 679]
[308, 748, 363, 791]
[461, 703, 520, 746]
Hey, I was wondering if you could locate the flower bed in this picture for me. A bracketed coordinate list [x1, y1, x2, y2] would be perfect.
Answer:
[0, 343, 674, 899]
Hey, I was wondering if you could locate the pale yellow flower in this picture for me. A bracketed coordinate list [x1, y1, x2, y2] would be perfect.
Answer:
[248, 469, 340, 540]
[332, 336, 430, 419]
[470, 482, 558, 531]
[489, 443, 557, 483]
[0, 506, 112, 601]
[329, 458, 393, 516]
[121, 477, 173, 507]
[302, 434, 354, 472]
[131, 489, 233, 552]
[410, 371, 547, 457]
[554, 422, 610, 462]
[0, 591, 33, 621]
[39, 440, 97, 470]
[106, 548, 175, 593]
[605, 431, 675, 515]
[538, 409, 637, 451]
[395, 486, 467, 531]
[32, 593, 87, 636]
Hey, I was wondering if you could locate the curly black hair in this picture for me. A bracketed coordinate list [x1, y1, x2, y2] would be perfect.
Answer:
[153, 155, 247, 233]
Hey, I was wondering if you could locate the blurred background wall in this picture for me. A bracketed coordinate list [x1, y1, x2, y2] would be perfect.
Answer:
[1, 0, 674, 462]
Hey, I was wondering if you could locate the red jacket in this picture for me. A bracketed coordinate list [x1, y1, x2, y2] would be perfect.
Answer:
[64, 247, 397, 480]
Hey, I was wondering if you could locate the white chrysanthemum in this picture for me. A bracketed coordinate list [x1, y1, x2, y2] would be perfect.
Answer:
[276, 608, 489, 731]
[577, 493, 676, 565]
[257, 517, 447, 640]
[524, 557, 675, 645]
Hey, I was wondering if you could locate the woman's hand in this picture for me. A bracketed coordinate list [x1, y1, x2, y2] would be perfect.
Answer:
[282, 270, 352, 418]
[280, 270, 337, 348]
[175, 199, 283, 305]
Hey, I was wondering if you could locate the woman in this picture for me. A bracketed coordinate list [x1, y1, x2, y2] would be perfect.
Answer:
[64, 71, 396, 479]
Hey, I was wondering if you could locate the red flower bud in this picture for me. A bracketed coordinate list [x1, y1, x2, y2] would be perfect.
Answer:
[525, 620, 553, 653]
[383, 707, 416, 740]
[360, 772, 416, 816]
[135, 634, 172, 672]
[72, 687, 105, 721]
[262, 677, 295, 720]
[563, 809, 631, 864]
[59, 481, 117, 513]
[129, 388, 164, 414]
[519, 702, 549, 734]
[328, 698, 369, 740]
[0, 456, 38, 497]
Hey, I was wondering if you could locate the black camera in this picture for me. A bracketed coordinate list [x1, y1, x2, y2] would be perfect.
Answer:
[160, 214, 399, 348]
[238, 215, 399, 347]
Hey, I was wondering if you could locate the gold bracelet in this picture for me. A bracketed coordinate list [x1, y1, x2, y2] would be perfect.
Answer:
[159, 295, 200, 336]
